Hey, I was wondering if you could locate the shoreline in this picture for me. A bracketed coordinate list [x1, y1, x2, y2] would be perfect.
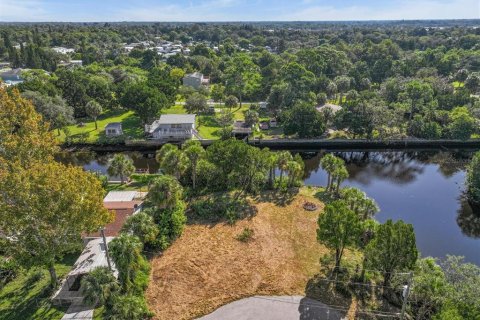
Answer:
[61, 138, 480, 152]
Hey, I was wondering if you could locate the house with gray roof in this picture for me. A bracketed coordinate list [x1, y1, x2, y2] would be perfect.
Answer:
[105, 122, 123, 137]
[183, 72, 205, 89]
[145, 114, 197, 141]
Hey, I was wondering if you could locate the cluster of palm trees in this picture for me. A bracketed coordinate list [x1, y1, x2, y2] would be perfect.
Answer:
[320, 153, 349, 195]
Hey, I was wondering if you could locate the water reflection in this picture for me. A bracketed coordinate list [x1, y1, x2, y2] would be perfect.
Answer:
[457, 195, 480, 239]
[303, 150, 480, 265]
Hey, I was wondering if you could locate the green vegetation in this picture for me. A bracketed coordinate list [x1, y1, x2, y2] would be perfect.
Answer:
[0, 255, 77, 320]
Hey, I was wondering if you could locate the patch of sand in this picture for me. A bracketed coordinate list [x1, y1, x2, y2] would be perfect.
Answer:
[146, 192, 329, 320]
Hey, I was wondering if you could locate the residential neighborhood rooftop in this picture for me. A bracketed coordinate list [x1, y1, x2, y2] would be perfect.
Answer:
[157, 114, 196, 125]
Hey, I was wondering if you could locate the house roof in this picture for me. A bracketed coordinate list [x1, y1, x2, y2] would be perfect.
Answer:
[157, 114, 196, 125]
[105, 122, 122, 129]
[316, 103, 342, 113]
[103, 191, 137, 202]
[233, 121, 253, 133]
[185, 72, 203, 79]
[68, 237, 117, 276]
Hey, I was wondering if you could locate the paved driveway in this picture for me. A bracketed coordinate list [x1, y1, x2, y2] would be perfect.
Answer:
[198, 296, 347, 320]
[61, 301, 94, 320]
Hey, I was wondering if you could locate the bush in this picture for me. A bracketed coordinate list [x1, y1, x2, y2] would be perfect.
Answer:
[236, 228, 254, 242]
[190, 196, 247, 224]
[107, 294, 153, 320]
[0, 257, 18, 288]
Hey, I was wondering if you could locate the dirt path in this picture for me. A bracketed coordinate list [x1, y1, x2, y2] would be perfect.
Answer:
[146, 192, 331, 320]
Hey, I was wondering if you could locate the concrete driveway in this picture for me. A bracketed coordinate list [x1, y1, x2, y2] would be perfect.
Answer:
[197, 296, 347, 320]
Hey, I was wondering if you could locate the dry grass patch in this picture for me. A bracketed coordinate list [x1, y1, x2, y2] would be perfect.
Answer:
[146, 189, 356, 319]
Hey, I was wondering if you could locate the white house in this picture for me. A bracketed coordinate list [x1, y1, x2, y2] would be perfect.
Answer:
[105, 122, 123, 137]
[145, 114, 196, 141]
[183, 72, 204, 89]
[52, 47, 75, 54]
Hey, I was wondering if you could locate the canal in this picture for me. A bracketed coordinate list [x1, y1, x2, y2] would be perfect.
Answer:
[58, 149, 480, 265]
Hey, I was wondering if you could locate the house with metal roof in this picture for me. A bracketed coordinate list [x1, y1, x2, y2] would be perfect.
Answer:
[52, 237, 117, 306]
[183, 72, 207, 89]
[145, 114, 197, 141]
[105, 122, 123, 137]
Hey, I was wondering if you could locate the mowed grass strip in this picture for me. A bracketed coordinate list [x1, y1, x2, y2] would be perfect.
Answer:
[145, 190, 355, 320]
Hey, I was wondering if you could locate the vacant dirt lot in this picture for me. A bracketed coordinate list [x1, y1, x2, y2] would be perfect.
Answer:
[146, 189, 337, 319]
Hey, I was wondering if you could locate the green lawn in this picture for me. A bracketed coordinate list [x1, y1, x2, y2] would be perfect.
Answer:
[0, 254, 78, 320]
[59, 110, 143, 143]
[106, 174, 162, 192]
[57, 103, 272, 143]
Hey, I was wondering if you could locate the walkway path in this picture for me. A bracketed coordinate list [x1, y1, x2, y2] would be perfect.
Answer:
[197, 295, 348, 320]
[61, 301, 94, 320]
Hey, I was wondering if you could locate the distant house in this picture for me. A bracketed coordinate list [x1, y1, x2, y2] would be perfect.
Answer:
[183, 72, 205, 89]
[269, 118, 278, 128]
[52, 47, 75, 54]
[105, 122, 123, 137]
[259, 122, 269, 130]
[316, 103, 342, 115]
[52, 237, 117, 305]
[85, 191, 145, 240]
[232, 120, 253, 137]
[145, 114, 197, 141]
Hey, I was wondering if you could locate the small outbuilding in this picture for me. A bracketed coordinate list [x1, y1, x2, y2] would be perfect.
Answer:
[105, 122, 123, 137]
[232, 121, 253, 138]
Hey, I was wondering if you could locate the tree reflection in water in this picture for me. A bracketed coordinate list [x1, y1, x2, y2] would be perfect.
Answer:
[457, 195, 480, 239]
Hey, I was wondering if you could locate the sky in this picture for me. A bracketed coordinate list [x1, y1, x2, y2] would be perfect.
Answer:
[0, 0, 479, 22]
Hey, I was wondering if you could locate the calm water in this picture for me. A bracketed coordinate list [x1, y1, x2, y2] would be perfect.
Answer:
[58, 149, 480, 265]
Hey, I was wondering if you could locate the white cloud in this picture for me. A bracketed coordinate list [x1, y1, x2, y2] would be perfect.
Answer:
[0, 0, 52, 21]
[279, 0, 480, 21]
[112, 0, 247, 21]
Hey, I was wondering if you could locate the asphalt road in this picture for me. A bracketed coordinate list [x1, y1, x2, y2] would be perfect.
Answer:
[197, 295, 348, 320]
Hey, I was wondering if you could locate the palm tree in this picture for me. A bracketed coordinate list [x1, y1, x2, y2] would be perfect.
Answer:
[107, 154, 135, 184]
[156, 144, 187, 179]
[121, 212, 159, 244]
[109, 234, 143, 293]
[333, 166, 349, 196]
[286, 160, 302, 187]
[85, 100, 103, 130]
[263, 148, 277, 189]
[320, 154, 338, 192]
[147, 175, 183, 209]
[277, 151, 292, 183]
[182, 140, 205, 190]
[108, 294, 152, 320]
[81, 266, 119, 307]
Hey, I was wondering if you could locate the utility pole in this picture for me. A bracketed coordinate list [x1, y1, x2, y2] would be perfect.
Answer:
[400, 272, 413, 320]
[100, 227, 112, 271]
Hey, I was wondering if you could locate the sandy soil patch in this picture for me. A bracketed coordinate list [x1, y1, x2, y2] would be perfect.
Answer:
[146, 191, 332, 320]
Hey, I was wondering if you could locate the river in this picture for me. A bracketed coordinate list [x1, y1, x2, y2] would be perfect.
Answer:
[57, 149, 480, 265]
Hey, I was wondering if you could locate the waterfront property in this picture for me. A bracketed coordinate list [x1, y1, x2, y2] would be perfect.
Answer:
[145, 114, 197, 141]
[105, 122, 123, 137]
[232, 120, 253, 137]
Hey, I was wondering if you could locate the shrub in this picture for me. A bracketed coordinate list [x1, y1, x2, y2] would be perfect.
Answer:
[190, 196, 247, 224]
[236, 228, 254, 242]
[107, 294, 153, 320]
